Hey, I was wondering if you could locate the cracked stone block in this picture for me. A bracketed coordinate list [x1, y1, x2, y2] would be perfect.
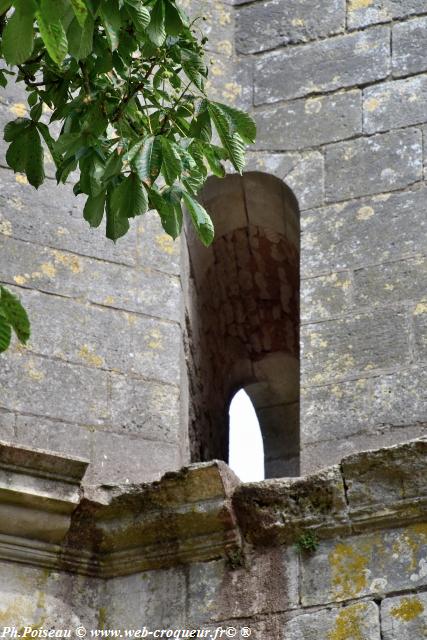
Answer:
[382, 593, 427, 640]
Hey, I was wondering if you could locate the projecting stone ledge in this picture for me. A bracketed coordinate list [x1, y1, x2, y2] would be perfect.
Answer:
[0, 437, 425, 577]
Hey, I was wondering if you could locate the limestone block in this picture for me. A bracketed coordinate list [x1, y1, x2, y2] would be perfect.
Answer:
[0, 350, 110, 425]
[347, 0, 426, 29]
[393, 16, 427, 77]
[236, 0, 345, 54]
[382, 593, 427, 640]
[0, 409, 15, 440]
[85, 431, 181, 486]
[0, 235, 180, 322]
[301, 367, 427, 446]
[110, 374, 180, 442]
[254, 27, 390, 104]
[364, 75, 427, 134]
[281, 601, 380, 640]
[136, 210, 180, 276]
[104, 568, 186, 628]
[0, 166, 138, 266]
[353, 255, 427, 308]
[300, 522, 427, 605]
[233, 466, 348, 545]
[15, 415, 92, 461]
[254, 90, 361, 151]
[301, 271, 353, 323]
[341, 438, 427, 526]
[301, 186, 427, 277]
[187, 547, 299, 624]
[301, 308, 410, 386]
[325, 128, 422, 202]
[414, 302, 427, 362]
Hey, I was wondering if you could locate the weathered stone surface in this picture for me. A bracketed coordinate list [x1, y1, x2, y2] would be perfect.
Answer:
[233, 466, 348, 545]
[302, 187, 427, 277]
[301, 425, 427, 473]
[105, 568, 186, 628]
[301, 271, 352, 322]
[301, 366, 427, 447]
[382, 593, 427, 640]
[325, 128, 422, 202]
[254, 27, 390, 104]
[0, 236, 180, 321]
[414, 301, 427, 362]
[8, 286, 180, 384]
[136, 209, 180, 276]
[353, 255, 427, 308]
[245, 150, 324, 210]
[85, 432, 181, 485]
[0, 409, 15, 440]
[236, 0, 345, 54]
[364, 74, 427, 134]
[393, 16, 427, 77]
[0, 350, 110, 425]
[301, 522, 427, 605]
[110, 374, 180, 442]
[342, 438, 427, 511]
[347, 0, 426, 29]
[254, 90, 362, 151]
[15, 415, 92, 461]
[0, 166, 138, 266]
[282, 601, 380, 640]
[301, 308, 410, 385]
[187, 548, 299, 623]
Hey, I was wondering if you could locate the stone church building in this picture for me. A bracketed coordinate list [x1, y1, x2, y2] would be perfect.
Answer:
[0, 0, 426, 636]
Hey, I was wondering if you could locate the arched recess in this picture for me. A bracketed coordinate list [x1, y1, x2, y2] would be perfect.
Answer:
[182, 172, 300, 478]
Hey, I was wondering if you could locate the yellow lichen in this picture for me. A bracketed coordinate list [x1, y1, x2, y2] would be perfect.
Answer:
[365, 97, 381, 112]
[26, 360, 44, 382]
[391, 596, 424, 622]
[155, 233, 176, 255]
[78, 345, 104, 368]
[348, 0, 374, 11]
[40, 262, 57, 278]
[414, 302, 427, 315]
[356, 206, 374, 221]
[0, 217, 12, 235]
[15, 174, 28, 185]
[52, 250, 82, 273]
[14, 275, 27, 285]
[291, 17, 305, 26]
[329, 543, 369, 598]
[328, 604, 366, 640]
[9, 102, 27, 117]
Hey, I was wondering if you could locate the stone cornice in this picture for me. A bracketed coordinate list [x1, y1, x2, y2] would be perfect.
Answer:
[0, 438, 425, 577]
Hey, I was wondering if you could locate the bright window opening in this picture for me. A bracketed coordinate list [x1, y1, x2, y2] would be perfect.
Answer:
[228, 389, 265, 482]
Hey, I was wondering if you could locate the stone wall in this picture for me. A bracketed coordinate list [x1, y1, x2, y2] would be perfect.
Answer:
[0, 438, 425, 639]
[181, 0, 427, 472]
[0, 86, 186, 485]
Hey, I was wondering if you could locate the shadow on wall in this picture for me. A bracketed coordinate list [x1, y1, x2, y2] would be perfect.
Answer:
[183, 172, 300, 478]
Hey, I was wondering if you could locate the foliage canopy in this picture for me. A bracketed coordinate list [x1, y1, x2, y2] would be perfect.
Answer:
[0, 0, 256, 245]
[0, 0, 256, 353]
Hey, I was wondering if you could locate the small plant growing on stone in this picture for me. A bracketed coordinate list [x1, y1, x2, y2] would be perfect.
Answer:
[226, 547, 245, 570]
[295, 531, 319, 554]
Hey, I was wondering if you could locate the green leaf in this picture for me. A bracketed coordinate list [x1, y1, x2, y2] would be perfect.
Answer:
[134, 136, 162, 186]
[83, 190, 106, 228]
[182, 49, 207, 91]
[0, 1, 12, 15]
[70, 0, 89, 27]
[212, 102, 256, 144]
[147, 0, 166, 47]
[36, 10, 68, 65]
[67, 15, 94, 60]
[125, 0, 150, 31]
[160, 137, 182, 185]
[4, 118, 30, 143]
[149, 186, 182, 239]
[181, 190, 214, 246]
[0, 314, 12, 354]
[208, 102, 246, 173]
[100, 1, 122, 51]
[106, 184, 130, 241]
[2, 8, 35, 65]
[111, 173, 148, 219]
[5, 121, 45, 187]
[0, 286, 31, 344]
[164, 0, 183, 35]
